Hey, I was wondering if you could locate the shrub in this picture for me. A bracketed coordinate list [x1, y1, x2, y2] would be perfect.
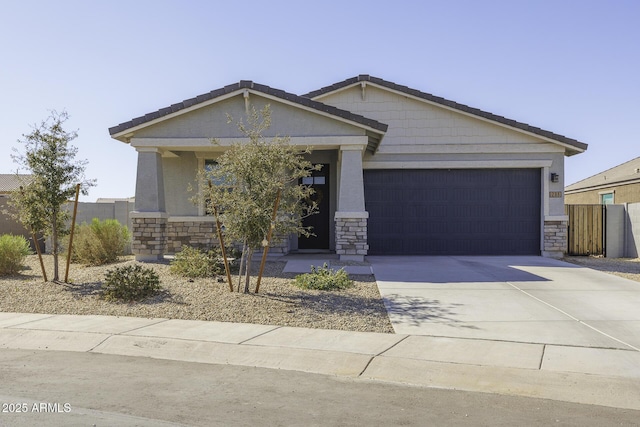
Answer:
[0, 234, 32, 275]
[69, 218, 130, 265]
[169, 246, 222, 278]
[294, 263, 353, 291]
[102, 264, 161, 302]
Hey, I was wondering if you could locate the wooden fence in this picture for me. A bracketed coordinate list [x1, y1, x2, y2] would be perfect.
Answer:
[565, 204, 605, 256]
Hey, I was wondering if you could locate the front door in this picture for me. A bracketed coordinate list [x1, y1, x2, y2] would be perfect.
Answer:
[299, 164, 330, 250]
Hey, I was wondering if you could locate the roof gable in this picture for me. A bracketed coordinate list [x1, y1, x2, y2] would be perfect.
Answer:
[109, 80, 388, 142]
[566, 156, 640, 192]
[304, 75, 588, 156]
[0, 174, 33, 193]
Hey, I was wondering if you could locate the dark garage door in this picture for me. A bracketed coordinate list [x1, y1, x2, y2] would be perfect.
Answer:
[364, 169, 541, 255]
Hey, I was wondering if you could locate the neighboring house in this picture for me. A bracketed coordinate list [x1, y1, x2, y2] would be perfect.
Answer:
[0, 174, 33, 197]
[109, 75, 587, 262]
[565, 156, 640, 204]
[0, 174, 36, 248]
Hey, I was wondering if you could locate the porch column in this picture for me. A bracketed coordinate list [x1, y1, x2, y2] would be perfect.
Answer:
[131, 148, 168, 261]
[335, 145, 368, 262]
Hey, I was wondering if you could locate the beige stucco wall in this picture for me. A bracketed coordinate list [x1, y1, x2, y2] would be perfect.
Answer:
[317, 85, 548, 146]
[163, 151, 199, 216]
[317, 84, 568, 217]
[134, 95, 367, 139]
[565, 183, 640, 205]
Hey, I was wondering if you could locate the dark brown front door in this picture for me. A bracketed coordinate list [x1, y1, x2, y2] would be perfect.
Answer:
[299, 164, 330, 250]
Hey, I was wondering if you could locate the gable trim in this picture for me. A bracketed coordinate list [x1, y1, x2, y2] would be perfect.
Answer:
[109, 81, 388, 143]
[304, 75, 588, 156]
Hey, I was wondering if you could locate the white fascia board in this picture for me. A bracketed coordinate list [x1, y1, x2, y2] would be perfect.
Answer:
[131, 136, 368, 151]
[314, 82, 584, 154]
[363, 160, 553, 169]
[377, 143, 564, 155]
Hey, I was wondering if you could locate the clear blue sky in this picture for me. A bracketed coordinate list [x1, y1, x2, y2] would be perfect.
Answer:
[1, 0, 638, 201]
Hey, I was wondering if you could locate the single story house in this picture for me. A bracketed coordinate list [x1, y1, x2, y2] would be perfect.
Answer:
[109, 75, 587, 261]
[565, 156, 640, 204]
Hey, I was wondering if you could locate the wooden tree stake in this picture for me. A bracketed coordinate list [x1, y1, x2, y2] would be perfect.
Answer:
[255, 188, 281, 294]
[64, 183, 80, 283]
[209, 181, 233, 291]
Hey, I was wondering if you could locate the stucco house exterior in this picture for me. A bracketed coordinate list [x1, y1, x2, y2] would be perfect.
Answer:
[109, 75, 587, 261]
[565, 156, 640, 204]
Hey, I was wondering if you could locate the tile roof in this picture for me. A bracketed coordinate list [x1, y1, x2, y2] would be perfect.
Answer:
[109, 80, 388, 138]
[565, 156, 640, 192]
[303, 75, 588, 154]
[0, 174, 33, 193]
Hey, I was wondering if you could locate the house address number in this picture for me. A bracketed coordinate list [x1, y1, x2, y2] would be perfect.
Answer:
[549, 191, 563, 198]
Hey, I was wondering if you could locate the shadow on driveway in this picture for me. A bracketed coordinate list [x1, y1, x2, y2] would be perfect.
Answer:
[382, 294, 479, 329]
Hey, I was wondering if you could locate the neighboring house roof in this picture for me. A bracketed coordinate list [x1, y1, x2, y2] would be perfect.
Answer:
[303, 75, 588, 156]
[109, 80, 388, 140]
[96, 197, 135, 203]
[0, 174, 33, 194]
[565, 156, 640, 193]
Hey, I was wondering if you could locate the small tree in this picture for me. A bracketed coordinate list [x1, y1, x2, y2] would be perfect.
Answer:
[195, 105, 318, 293]
[10, 111, 95, 281]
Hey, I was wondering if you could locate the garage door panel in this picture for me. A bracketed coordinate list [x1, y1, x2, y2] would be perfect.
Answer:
[364, 169, 541, 255]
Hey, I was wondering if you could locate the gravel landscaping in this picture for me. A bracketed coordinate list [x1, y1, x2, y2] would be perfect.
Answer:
[0, 255, 394, 333]
[563, 256, 640, 283]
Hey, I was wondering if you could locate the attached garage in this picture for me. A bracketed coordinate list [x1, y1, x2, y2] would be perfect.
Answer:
[364, 169, 541, 255]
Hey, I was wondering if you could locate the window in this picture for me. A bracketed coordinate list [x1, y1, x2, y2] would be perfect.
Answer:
[302, 176, 326, 185]
[600, 192, 614, 205]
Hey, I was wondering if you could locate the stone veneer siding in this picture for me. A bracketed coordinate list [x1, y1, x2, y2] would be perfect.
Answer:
[335, 217, 368, 256]
[132, 214, 294, 258]
[166, 221, 216, 253]
[132, 217, 167, 256]
[544, 220, 568, 254]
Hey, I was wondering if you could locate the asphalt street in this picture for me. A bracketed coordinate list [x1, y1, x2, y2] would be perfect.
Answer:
[1, 349, 639, 427]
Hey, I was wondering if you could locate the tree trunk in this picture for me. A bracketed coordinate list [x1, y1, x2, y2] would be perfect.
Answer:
[52, 210, 59, 281]
[243, 247, 253, 294]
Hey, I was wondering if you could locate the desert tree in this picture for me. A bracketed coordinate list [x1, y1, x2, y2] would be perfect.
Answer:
[194, 105, 319, 293]
[10, 110, 95, 281]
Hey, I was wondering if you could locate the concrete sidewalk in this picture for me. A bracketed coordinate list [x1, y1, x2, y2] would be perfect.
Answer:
[1, 312, 640, 411]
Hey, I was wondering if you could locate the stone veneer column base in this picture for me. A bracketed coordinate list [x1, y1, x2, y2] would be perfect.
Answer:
[131, 212, 168, 261]
[542, 219, 568, 259]
[335, 212, 368, 262]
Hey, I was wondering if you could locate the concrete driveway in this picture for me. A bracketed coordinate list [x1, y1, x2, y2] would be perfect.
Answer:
[369, 256, 640, 351]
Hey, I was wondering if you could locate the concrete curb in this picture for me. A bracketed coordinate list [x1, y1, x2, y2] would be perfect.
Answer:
[1, 312, 639, 411]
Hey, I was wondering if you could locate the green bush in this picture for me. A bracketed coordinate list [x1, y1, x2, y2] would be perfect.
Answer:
[294, 263, 353, 291]
[69, 218, 130, 265]
[169, 245, 240, 278]
[102, 264, 161, 302]
[0, 234, 32, 275]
